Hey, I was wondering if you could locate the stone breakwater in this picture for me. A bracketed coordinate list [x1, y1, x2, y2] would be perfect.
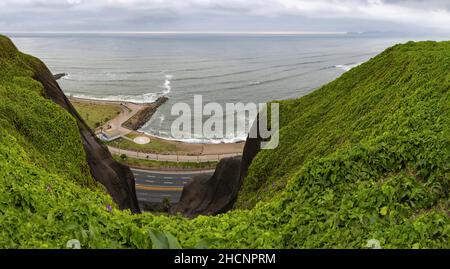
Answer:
[122, 96, 168, 131]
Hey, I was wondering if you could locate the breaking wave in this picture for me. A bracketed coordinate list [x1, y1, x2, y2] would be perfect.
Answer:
[141, 130, 248, 144]
[66, 73, 173, 104]
[67, 92, 163, 104]
[335, 62, 362, 72]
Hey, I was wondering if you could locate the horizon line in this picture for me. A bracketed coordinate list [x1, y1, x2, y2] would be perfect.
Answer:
[2, 31, 350, 35]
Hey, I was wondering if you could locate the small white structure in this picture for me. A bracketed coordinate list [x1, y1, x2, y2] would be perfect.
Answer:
[133, 136, 150, 145]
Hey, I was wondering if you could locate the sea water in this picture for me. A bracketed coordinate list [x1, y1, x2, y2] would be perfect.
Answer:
[9, 33, 448, 143]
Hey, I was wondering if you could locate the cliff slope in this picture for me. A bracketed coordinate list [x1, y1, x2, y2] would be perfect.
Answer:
[237, 41, 450, 211]
[170, 125, 262, 217]
[0, 36, 140, 213]
[0, 37, 448, 248]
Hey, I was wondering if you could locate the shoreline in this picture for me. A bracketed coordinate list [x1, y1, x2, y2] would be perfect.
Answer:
[68, 95, 153, 107]
[68, 95, 245, 156]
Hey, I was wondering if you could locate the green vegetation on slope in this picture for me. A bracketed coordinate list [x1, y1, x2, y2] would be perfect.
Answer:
[0, 35, 448, 249]
[71, 100, 122, 129]
[0, 37, 95, 188]
[237, 41, 450, 210]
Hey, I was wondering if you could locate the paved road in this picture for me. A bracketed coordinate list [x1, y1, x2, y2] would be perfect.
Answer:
[131, 168, 214, 203]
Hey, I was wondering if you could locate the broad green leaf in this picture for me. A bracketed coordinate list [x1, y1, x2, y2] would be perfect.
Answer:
[149, 228, 169, 249]
[165, 232, 182, 249]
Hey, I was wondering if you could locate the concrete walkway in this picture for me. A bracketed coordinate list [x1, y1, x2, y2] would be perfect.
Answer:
[108, 146, 241, 163]
[107, 102, 143, 136]
[69, 97, 141, 136]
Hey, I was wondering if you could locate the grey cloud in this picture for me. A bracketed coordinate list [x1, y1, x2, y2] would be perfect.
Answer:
[0, 0, 449, 33]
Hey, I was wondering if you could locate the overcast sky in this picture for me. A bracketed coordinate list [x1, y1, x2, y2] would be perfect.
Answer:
[1, 0, 450, 34]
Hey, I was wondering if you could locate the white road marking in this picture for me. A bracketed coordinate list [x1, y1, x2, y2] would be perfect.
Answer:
[136, 192, 150, 197]
[181, 177, 190, 180]
[131, 168, 215, 175]
[145, 180, 155, 183]
[164, 177, 172, 179]
[164, 181, 173, 185]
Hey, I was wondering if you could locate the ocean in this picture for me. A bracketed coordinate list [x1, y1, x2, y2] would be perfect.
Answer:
[8, 33, 447, 143]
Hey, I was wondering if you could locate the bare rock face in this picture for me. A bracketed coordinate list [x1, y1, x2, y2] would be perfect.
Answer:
[170, 135, 262, 218]
[53, 73, 67, 80]
[169, 156, 242, 217]
[29, 59, 141, 213]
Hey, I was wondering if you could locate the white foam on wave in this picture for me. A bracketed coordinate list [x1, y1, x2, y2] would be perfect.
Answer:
[158, 114, 165, 127]
[163, 74, 173, 95]
[141, 131, 248, 144]
[248, 81, 261, 86]
[139, 118, 248, 144]
[66, 73, 173, 104]
[335, 62, 362, 72]
[139, 104, 252, 144]
[67, 92, 162, 104]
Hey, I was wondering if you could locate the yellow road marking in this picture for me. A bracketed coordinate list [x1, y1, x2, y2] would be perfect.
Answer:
[136, 184, 183, 192]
